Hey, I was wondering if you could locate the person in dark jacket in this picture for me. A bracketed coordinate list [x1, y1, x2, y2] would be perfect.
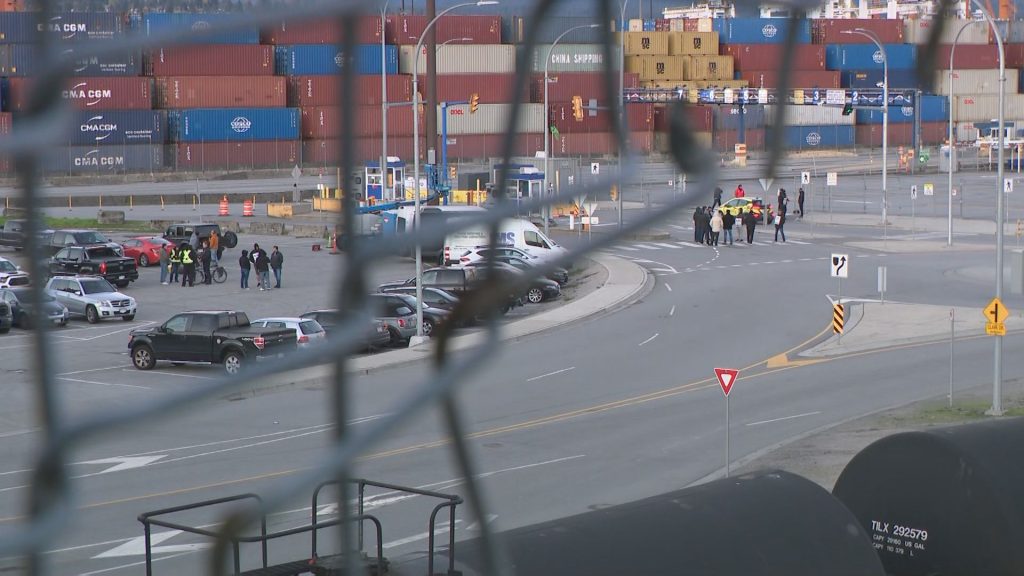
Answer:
[712, 187, 723, 209]
[270, 245, 284, 288]
[774, 211, 787, 243]
[199, 240, 212, 285]
[743, 211, 757, 244]
[692, 207, 703, 243]
[797, 187, 805, 218]
[250, 243, 270, 291]
[239, 249, 251, 289]
[722, 211, 735, 245]
[702, 207, 713, 245]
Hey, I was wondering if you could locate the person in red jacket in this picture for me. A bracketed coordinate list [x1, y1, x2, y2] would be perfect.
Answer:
[734, 184, 745, 198]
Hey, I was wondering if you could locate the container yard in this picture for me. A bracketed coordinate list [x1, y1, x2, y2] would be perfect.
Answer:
[0, 9, 1019, 173]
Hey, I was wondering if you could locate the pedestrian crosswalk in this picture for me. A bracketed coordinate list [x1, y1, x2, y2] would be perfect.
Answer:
[611, 239, 811, 252]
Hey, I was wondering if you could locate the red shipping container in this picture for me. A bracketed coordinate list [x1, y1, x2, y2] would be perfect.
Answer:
[147, 45, 275, 76]
[739, 70, 841, 89]
[0, 112, 10, 174]
[1005, 44, 1024, 68]
[550, 102, 653, 133]
[300, 105, 420, 139]
[713, 129, 765, 152]
[812, 19, 904, 44]
[155, 76, 286, 109]
[303, 137, 423, 165]
[7, 77, 152, 112]
[654, 104, 713, 132]
[855, 122, 948, 147]
[288, 75, 413, 107]
[387, 14, 502, 45]
[173, 141, 300, 171]
[936, 44, 1000, 69]
[720, 44, 826, 71]
[529, 72, 640, 103]
[261, 15, 383, 45]
[418, 73, 530, 105]
[554, 131, 653, 156]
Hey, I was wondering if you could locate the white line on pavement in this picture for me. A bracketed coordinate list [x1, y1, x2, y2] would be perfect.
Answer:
[58, 365, 134, 377]
[526, 367, 576, 382]
[57, 377, 151, 391]
[746, 411, 821, 427]
[669, 305, 676, 317]
[616, 246, 639, 251]
[638, 333, 659, 347]
[652, 243, 679, 249]
[632, 244, 660, 250]
[665, 283, 672, 292]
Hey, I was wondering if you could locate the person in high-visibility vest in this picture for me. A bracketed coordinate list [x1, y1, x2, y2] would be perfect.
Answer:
[168, 245, 181, 284]
[179, 242, 196, 287]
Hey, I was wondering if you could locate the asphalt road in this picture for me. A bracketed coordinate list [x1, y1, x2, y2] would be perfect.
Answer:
[1, 189, 1021, 575]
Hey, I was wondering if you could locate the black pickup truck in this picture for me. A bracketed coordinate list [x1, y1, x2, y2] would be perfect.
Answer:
[163, 223, 238, 249]
[48, 245, 139, 287]
[0, 220, 25, 250]
[128, 311, 296, 374]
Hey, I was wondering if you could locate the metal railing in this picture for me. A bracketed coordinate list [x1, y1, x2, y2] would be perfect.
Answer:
[1, 0, 963, 574]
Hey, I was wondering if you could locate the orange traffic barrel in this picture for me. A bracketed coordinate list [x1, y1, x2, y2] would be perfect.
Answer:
[218, 195, 229, 216]
[242, 199, 254, 217]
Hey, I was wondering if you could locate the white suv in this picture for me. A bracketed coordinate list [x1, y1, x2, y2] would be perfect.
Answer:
[0, 257, 29, 288]
[457, 246, 538, 266]
[251, 317, 327, 348]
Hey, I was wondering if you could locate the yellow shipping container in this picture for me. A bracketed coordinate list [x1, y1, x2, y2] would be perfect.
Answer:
[685, 55, 735, 81]
[668, 32, 719, 55]
[621, 31, 670, 55]
[626, 55, 687, 81]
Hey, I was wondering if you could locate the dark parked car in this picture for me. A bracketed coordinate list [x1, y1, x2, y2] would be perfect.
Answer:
[463, 261, 561, 303]
[163, 223, 238, 249]
[373, 292, 450, 338]
[49, 245, 139, 287]
[0, 287, 69, 328]
[0, 220, 25, 250]
[0, 299, 11, 333]
[128, 311, 295, 374]
[486, 254, 570, 285]
[378, 267, 522, 314]
[300, 309, 391, 351]
[44, 229, 122, 256]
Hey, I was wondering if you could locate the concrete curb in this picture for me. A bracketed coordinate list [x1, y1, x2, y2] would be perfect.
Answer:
[225, 253, 651, 399]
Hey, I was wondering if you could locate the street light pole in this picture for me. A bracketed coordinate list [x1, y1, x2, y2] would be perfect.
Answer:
[948, 20, 982, 247]
[411, 0, 497, 342]
[844, 28, 888, 237]
[380, 0, 390, 202]
[545, 24, 599, 237]
[618, 0, 629, 230]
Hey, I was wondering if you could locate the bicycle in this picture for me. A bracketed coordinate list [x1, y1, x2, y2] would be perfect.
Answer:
[198, 263, 227, 284]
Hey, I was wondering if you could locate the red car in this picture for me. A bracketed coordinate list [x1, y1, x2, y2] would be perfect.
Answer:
[121, 236, 172, 267]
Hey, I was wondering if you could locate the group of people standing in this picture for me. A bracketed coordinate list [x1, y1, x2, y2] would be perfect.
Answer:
[238, 243, 284, 291]
[693, 183, 807, 245]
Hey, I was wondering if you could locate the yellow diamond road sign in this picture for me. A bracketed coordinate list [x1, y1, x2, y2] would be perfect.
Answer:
[984, 297, 1010, 324]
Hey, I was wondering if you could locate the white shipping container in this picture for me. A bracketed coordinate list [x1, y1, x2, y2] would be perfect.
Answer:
[529, 44, 621, 73]
[904, 19, 989, 44]
[438, 103, 545, 135]
[764, 104, 854, 126]
[628, 18, 643, 31]
[951, 94, 1024, 123]
[398, 45, 516, 75]
[934, 69, 1018, 95]
[954, 122, 979, 143]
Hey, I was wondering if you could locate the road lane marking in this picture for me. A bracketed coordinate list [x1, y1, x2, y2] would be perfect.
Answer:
[665, 283, 672, 292]
[58, 365, 133, 376]
[669, 305, 676, 317]
[526, 367, 575, 382]
[78, 551, 194, 576]
[383, 520, 461, 549]
[746, 411, 821, 427]
[638, 333, 659, 347]
[652, 243, 680, 249]
[615, 246, 639, 251]
[139, 370, 217, 380]
[57, 377, 151, 390]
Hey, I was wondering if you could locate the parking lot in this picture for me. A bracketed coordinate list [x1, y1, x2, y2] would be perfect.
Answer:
[0, 230, 593, 449]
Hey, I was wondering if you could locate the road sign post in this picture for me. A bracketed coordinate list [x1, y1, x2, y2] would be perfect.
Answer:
[831, 254, 848, 343]
[911, 185, 917, 238]
[827, 171, 837, 223]
[714, 367, 739, 478]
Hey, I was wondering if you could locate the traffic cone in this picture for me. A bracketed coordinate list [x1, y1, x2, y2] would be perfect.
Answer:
[242, 199, 254, 217]
[218, 195, 229, 216]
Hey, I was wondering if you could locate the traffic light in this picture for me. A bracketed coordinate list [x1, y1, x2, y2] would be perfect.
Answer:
[470, 93, 479, 114]
[842, 102, 853, 116]
[572, 95, 584, 121]
[610, 184, 618, 202]
[449, 165, 457, 180]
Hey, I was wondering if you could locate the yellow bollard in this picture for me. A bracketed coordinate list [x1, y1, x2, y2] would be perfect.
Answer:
[161, 196, 165, 211]
[68, 195, 72, 212]
[129, 195, 133, 211]
[192, 195, 197, 211]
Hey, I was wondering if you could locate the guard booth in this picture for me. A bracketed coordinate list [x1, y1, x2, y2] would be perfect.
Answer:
[365, 157, 405, 203]
[492, 163, 545, 216]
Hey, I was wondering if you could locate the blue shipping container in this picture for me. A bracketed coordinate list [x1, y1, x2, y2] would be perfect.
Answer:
[825, 44, 916, 71]
[137, 13, 259, 45]
[274, 44, 398, 76]
[855, 95, 949, 124]
[713, 18, 812, 44]
[839, 69, 922, 89]
[713, 104, 766, 130]
[44, 144, 164, 174]
[63, 110, 167, 146]
[0, 12, 125, 44]
[770, 125, 855, 149]
[167, 108, 299, 142]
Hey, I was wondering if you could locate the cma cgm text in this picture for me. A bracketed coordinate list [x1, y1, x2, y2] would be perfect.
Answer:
[64, 89, 113, 100]
[80, 123, 116, 132]
[38, 23, 88, 32]
[74, 155, 125, 167]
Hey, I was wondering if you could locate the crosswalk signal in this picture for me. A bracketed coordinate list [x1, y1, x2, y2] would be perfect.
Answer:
[610, 184, 618, 202]
[572, 95, 584, 121]
[470, 93, 479, 114]
[842, 103, 854, 116]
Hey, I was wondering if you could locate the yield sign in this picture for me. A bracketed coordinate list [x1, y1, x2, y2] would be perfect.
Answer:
[714, 368, 739, 397]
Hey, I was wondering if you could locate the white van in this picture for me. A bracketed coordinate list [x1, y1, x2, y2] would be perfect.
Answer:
[443, 218, 568, 265]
